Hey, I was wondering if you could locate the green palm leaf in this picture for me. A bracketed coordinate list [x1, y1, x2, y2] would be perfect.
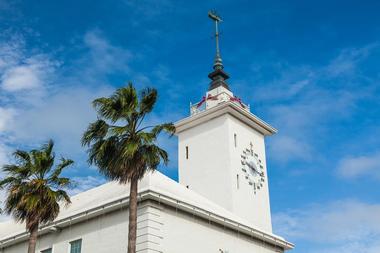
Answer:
[82, 83, 174, 253]
[0, 139, 74, 236]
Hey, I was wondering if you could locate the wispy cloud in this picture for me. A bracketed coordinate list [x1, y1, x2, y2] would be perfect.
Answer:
[0, 36, 58, 107]
[0, 28, 177, 216]
[0, 107, 14, 132]
[1, 56, 56, 92]
[253, 43, 380, 165]
[325, 43, 377, 77]
[337, 152, 380, 180]
[82, 29, 133, 76]
[123, 0, 174, 25]
[273, 199, 380, 253]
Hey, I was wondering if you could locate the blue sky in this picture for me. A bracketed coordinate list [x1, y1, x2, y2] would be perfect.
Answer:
[0, 1, 380, 252]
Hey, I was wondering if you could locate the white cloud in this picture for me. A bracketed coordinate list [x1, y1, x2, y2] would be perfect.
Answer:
[251, 44, 378, 164]
[253, 65, 313, 101]
[2, 64, 41, 91]
[1, 85, 113, 166]
[0, 142, 10, 167]
[0, 28, 175, 222]
[0, 30, 127, 169]
[273, 200, 380, 253]
[1, 58, 54, 92]
[337, 152, 380, 180]
[0, 38, 57, 93]
[0, 107, 15, 132]
[268, 136, 312, 162]
[0, 37, 23, 71]
[325, 44, 377, 77]
[83, 29, 133, 75]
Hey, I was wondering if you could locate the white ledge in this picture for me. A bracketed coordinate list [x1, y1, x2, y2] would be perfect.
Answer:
[175, 101, 277, 136]
[0, 189, 293, 250]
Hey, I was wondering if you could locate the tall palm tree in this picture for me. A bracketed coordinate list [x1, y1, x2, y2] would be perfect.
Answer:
[0, 140, 73, 253]
[82, 83, 175, 253]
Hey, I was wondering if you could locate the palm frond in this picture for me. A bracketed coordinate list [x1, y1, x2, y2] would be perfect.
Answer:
[13, 150, 31, 164]
[82, 119, 110, 146]
[49, 158, 74, 185]
[139, 87, 157, 115]
[150, 123, 176, 138]
[1, 140, 73, 228]
[83, 83, 174, 184]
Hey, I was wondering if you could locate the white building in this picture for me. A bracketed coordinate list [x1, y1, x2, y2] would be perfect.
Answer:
[0, 13, 294, 253]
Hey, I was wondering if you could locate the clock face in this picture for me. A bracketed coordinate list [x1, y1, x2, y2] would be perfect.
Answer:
[241, 145, 265, 193]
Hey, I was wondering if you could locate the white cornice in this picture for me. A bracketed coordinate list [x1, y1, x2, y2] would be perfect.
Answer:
[175, 101, 277, 136]
[0, 189, 293, 250]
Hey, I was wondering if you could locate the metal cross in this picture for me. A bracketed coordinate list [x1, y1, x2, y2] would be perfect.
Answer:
[208, 10, 223, 70]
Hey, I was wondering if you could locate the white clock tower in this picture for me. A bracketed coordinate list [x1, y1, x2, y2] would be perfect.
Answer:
[175, 11, 277, 233]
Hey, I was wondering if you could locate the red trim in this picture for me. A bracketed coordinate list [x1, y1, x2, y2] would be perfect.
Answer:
[196, 94, 219, 108]
[230, 96, 246, 108]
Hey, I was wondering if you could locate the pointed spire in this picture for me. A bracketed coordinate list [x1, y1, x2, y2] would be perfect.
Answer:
[208, 10, 230, 91]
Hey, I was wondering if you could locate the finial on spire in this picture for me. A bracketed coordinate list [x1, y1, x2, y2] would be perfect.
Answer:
[207, 10, 230, 91]
[208, 10, 223, 70]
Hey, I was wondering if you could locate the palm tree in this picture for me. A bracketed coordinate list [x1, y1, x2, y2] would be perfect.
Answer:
[82, 83, 175, 253]
[0, 140, 73, 253]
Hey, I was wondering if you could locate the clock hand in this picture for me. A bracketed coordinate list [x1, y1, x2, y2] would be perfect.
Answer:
[247, 161, 259, 174]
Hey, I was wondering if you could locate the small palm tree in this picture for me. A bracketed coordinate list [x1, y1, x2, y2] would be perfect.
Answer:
[0, 140, 73, 253]
[82, 83, 175, 253]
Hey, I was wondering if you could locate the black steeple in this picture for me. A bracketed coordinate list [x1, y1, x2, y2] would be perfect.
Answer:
[208, 10, 230, 91]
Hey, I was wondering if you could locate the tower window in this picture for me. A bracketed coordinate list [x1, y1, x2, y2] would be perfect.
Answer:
[237, 174, 239, 189]
[234, 133, 237, 147]
[186, 146, 189, 159]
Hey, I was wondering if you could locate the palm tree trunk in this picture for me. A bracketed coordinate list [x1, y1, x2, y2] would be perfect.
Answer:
[27, 223, 38, 253]
[127, 177, 138, 253]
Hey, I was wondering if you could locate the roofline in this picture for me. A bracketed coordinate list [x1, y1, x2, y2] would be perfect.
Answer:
[0, 189, 293, 250]
[175, 101, 278, 136]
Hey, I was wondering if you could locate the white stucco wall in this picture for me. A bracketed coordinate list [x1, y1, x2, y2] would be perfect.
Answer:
[178, 114, 235, 211]
[177, 112, 272, 232]
[2, 207, 130, 253]
[1, 201, 285, 253]
[160, 203, 281, 253]
[227, 114, 272, 233]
